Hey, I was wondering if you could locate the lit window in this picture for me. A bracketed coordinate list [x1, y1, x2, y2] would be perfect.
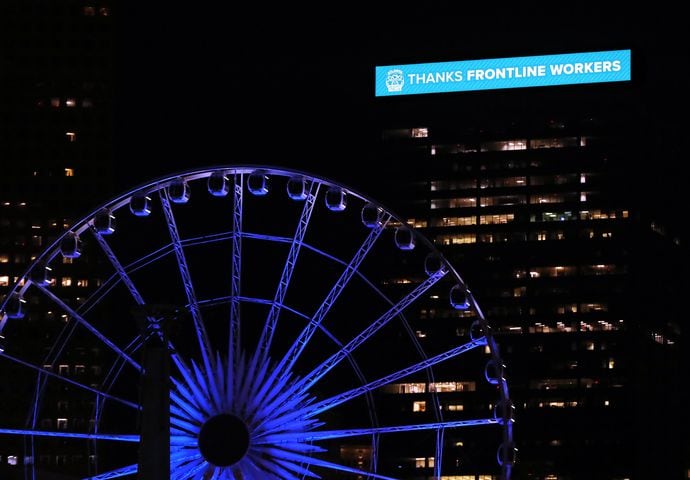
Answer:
[415, 330, 426, 338]
[580, 173, 587, 184]
[447, 404, 464, 411]
[412, 401, 426, 412]
[415, 457, 425, 468]
[50, 97, 60, 108]
[99, 7, 110, 16]
[77, 279, 89, 287]
[537, 232, 547, 241]
[58, 365, 70, 375]
[63, 257, 73, 264]
[530, 193, 577, 204]
[604, 400, 610, 407]
[529, 137, 578, 149]
[429, 381, 475, 392]
[481, 139, 527, 151]
[513, 286, 526, 297]
[435, 234, 476, 245]
[480, 176, 526, 188]
[411, 127, 429, 138]
[65, 98, 76, 107]
[480, 195, 526, 207]
[430, 179, 476, 191]
[431, 216, 476, 227]
[57, 418, 68, 430]
[8, 455, 18, 466]
[607, 358, 615, 369]
[580, 303, 608, 314]
[580, 193, 587, 202]
[406, 218, 428, 228]
[479, 213, 514, 225]
[65, 132, 76, 142]
[0, 275, 9, 287]
[0, 254, 8, 263]
[61, 277, 72, 287]
[430, 197, 476, 209]
[430, 145, 436, 155]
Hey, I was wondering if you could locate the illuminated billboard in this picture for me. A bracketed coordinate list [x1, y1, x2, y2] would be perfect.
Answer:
[375, 50, 631, 97]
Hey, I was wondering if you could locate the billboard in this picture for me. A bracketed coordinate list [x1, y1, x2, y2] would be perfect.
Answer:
[375, 50, 631, 97]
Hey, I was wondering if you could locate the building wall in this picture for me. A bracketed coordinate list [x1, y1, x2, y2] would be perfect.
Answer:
[375, 101, 685, 479]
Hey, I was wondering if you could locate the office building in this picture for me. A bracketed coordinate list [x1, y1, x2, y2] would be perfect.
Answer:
[0, 1, 114, 477]
[370, 56, 686, 479]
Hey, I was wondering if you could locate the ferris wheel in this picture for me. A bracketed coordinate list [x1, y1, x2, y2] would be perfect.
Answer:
[0, 166, 515, 479]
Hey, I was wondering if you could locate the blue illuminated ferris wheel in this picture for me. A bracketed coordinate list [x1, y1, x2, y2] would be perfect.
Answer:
[0, 166, 515, 479]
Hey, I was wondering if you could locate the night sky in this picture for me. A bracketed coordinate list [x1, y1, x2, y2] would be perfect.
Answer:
[114, 8, 690, 209]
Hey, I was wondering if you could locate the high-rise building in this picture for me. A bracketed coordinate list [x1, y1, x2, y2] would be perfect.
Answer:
[1, 1, 114, 477]
[369, 54, 686, 479]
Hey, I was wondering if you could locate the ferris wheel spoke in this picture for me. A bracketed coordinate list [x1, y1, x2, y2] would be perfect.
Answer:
[91, 229, 147, 305]
[258, 181, 320, 361]
[124, 242, 175, 276]
[82, 463, 137, 479]
[267, 418, 497, 444]
[174, 456, 207, 479]
[99, 334, 143, 394]
[228, 173, 243, 373]
[171, 356, 213, 415]
[269, 455, 320, 478]
[207, 467, 221, 480]
[252, 446, 399, 480]
[243, 456, 279, 479]
[170, 448, 201, 463]
[435, 426, 444, 478]
[33, 283, 141, 371]
[0, 427, 139, 442]
[159, 190, 217, 396]
[298, 267, 448, 392]
[307, 337, 486, 418]
[277, 216, 390, 375]
[249, 454, 302, 480]
[0, 351, 139, 409]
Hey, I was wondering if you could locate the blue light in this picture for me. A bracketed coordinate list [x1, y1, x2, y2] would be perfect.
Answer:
[376, 50, 631, 96]
[169, 351, 325, 477]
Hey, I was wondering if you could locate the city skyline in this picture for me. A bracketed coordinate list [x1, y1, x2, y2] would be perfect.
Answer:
[2, 5, 689, 479]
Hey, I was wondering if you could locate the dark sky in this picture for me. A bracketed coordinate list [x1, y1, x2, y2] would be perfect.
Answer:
[113, 7, 690, 209]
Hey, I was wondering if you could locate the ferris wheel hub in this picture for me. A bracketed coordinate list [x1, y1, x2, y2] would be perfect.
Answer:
[198, 413, 250, 467]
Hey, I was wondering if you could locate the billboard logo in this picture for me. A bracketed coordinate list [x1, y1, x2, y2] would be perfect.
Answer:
[385, 69, 404, 92]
